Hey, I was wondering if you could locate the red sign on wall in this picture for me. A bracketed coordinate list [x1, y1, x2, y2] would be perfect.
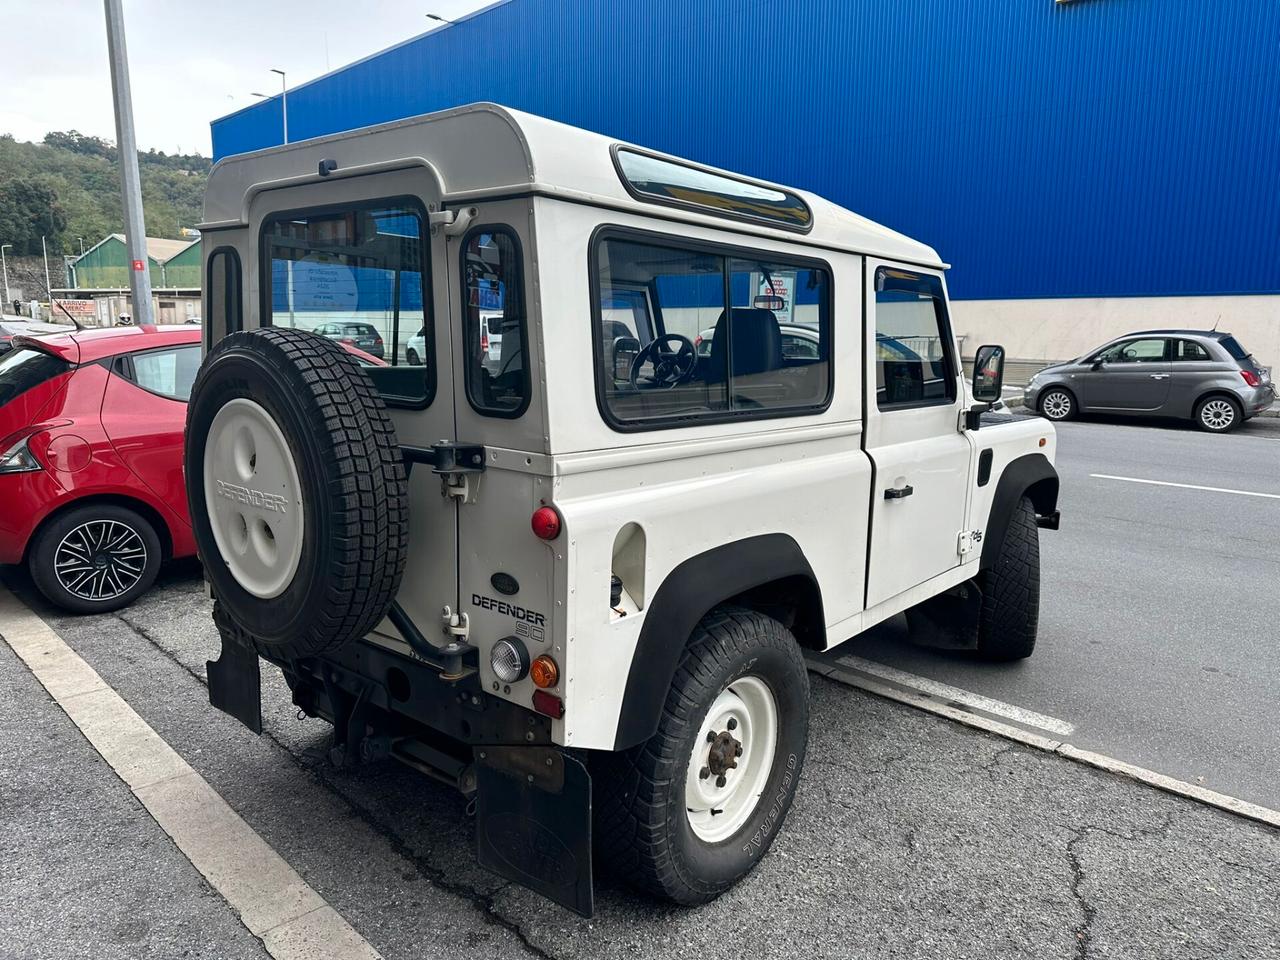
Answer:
[131, 259, 145, 271]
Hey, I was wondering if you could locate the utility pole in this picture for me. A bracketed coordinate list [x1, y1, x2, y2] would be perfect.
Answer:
[1, 244, 11, 310]
[103, 0, 154, 325]
[42, 235, 53, 302]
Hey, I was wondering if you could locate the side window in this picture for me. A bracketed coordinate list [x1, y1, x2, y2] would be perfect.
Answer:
[462, 228, 529, 417]
[205, 246, 242, 353]
[129, 346, 202, 401]
[593, 235, 832, 428]
[1098, 338, 1167, 363]
[261, 199, 431, 406]
[1174, 339, 1211, 361]
[726, 258, 829, 410]
[874, 268, 957, 409]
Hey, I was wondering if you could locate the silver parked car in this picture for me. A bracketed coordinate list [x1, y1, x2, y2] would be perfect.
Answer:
[1024, 330, 1275, 433]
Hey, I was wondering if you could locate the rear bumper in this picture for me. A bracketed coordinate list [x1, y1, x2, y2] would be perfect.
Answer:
[1243, 385, 1277, 417]
[0, 471, 63, 564]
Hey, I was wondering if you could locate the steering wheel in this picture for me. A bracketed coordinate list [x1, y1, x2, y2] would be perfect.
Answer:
[630, 334, 698, 389]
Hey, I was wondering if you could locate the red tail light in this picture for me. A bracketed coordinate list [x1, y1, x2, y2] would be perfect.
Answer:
[1241, 370, 1260, 387]
[481, 330, 490, 354]
[531, 505, 561, 540]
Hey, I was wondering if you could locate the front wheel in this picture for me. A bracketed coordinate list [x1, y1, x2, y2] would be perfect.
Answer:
[975, 495, 1041, 661]
[1039, 388, 1075, 422]
[594, 607, 809, 905]
[1195, 395, 1240, 433]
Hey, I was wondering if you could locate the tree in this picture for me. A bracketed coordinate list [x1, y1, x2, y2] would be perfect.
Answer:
[0, 178, 67, 254]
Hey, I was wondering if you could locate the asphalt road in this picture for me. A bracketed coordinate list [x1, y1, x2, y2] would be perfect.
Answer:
[2, 572, 1278, 960]
[2, 411, 1278, 959]
[843, 411, 1280, 809]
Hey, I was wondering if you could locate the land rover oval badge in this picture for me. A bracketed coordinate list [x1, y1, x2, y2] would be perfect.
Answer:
[491, 572, 520, 596]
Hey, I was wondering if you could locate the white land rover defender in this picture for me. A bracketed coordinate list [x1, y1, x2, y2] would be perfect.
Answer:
[189, 104, 1060, 917]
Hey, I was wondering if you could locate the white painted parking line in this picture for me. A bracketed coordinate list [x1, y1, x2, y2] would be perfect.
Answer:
[809, 655, 1280, 832]
[0, 587, 382, 960]
[836, 653, 1076, 736]
[1091, 473, 1280, 500]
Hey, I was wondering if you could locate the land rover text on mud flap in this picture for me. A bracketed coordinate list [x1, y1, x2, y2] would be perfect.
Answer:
[187, 104, 1060, 918]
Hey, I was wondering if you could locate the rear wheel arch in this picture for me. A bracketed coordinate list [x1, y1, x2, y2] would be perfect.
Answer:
[980, 453, 1058, 571]
[25, 492, 175, 563]
[612, 534, 824, 751]
[1190, 388, 1242, 418]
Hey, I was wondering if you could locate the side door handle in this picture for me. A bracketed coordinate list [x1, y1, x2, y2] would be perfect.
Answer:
[1149, 374, 1169, 380]
[884, 484, 914, 500]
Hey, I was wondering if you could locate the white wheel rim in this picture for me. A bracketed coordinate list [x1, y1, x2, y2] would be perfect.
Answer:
[54, 519, 147, 601]
[684, 675, 778, 844]
[203, 398, 305, 599]
[1043, 391, 1070, 419]
[1201, 399, 1234, 430]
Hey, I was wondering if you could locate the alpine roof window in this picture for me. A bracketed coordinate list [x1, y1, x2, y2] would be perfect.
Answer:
[613, 148, 812, 232]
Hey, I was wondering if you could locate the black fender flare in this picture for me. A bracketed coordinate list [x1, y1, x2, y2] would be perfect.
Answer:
[980, 453, 1059, 570]
[612, 533, 823, 751]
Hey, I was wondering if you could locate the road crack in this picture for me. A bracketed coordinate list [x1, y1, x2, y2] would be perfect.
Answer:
[1064, 827, 1095, 960]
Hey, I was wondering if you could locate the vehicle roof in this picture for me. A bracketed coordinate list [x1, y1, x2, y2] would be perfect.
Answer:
[1122, 329, 1234, 339]
[203, 102, 944, 269]
[15, 324, 201, 365]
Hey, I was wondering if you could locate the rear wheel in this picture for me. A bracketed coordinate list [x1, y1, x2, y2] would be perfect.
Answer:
[975, 496, 1040, 661]
[594, 607, 809, 905]
[1039, 388, 1075, 422]
[29, 504, 162, 614]
[1195, 395, 1240, 433]
[405, 347, 420, 366]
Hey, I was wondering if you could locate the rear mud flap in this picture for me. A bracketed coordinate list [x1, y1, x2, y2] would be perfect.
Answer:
[476, 746, 593, 918]
[206, 634, 263, 734]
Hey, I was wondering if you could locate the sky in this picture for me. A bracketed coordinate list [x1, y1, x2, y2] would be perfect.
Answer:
[1, 0, 495, 156]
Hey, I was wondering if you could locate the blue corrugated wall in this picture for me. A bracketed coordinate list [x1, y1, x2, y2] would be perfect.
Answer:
[212, 0, 1280, 301]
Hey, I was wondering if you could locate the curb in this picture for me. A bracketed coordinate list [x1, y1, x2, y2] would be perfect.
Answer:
[808, 657, 1280, 832]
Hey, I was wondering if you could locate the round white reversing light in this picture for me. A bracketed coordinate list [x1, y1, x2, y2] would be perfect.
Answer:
[490, 637, 530, 684]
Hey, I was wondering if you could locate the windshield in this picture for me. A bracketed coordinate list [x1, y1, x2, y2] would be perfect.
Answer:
[0, 348, 71, 407]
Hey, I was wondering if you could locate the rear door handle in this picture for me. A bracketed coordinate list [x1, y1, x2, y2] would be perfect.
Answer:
[884, 485, 914, 500]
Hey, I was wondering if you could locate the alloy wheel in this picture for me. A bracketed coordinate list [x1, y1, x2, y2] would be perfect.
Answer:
[1200, 399, 1236, 431]
[1042, 390, 1072, 420]
[54, 519, 148, 602]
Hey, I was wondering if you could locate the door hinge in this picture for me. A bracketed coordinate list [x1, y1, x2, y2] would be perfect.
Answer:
[957, 530, 981, 556]
[441, 606, 471, 641]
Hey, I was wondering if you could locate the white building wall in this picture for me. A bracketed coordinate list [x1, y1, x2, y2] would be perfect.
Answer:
[950, 295, 1280, 370]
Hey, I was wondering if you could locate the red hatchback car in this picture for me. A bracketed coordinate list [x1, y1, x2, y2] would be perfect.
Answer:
[0, 325, 202, 612]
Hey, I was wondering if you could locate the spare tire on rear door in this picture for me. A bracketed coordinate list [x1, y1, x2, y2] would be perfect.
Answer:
[185, 328, 408, 659]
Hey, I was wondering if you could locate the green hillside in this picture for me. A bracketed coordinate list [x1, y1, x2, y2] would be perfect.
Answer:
[0, 131, 210, 257]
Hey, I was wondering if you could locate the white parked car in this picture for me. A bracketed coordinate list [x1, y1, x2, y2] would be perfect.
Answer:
[187, 104, 1059, 918]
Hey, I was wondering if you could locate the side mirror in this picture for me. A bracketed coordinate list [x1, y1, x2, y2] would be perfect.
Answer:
[1090, 357, 1105, 370]
[971, 343, 1005, 403]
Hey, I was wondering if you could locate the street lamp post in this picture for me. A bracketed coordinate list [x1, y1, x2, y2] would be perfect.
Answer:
[1, 244, 11, 309]
[102, 0, 154, 325]
[426, 13, 456, 25]
[272, 68, 288, 144]
[252, 69, 289, 146]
